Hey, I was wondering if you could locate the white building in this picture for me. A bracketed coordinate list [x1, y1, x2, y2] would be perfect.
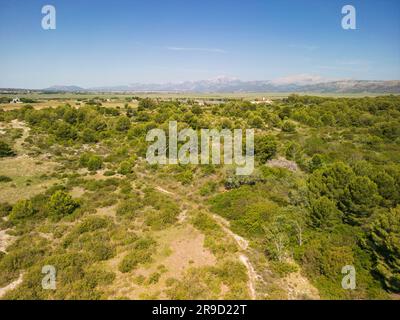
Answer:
[10, 97, 22, 104]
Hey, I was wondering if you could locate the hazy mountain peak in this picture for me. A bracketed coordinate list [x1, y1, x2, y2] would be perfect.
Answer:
[271, 74, 330, 85]
[40, 78, 400, 94]
[43, 85, 85, 92]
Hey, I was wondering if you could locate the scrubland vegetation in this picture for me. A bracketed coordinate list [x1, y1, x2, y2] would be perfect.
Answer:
[0, 94, 399, 299]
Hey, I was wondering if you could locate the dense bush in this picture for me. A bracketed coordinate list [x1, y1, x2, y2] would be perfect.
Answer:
[0, 141, 15, 157]
[47, 191, 79, 220]
[9, 199, 35, 222]
[364, 206, 400, 292]
[118, 237, 156, 273]
[79, 153, 103, 171]
[0, 175, 12, 183]
[255, 134, 277, 163]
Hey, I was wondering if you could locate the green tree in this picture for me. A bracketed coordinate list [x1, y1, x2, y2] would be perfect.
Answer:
[249, 116, 264, 129]
[255, 135, 277, 163]
[138, 98, 156, 110]
[309, 196, 342, 229]
[365, 206, 400, 292]
[308, 154, 325, 172]
[372, 172, 397, 204]
[54, 121, 77, 140]
[308, 162, 355, 203]
[47, 191, 79, 220]
[285, 141, 301, 161]
[341, 176, 380, 223]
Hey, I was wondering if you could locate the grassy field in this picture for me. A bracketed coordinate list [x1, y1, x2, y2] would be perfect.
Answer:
[0, 91, 396, 102]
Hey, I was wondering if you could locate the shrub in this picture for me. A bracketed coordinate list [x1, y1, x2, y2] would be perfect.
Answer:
[104, 170, 116, 176]
[76, 216, 110, 234]
[0, 141, 15, 157]
[138, 98, 156, 110]
[282, 120, 296, 133]
[0, 202, 12, 217]
[309, 196, 342, 229]
[47, 191, 79, 220]
[0, 175, 12, 183]
[116, 198, 142, 217]
[255, 135, 277, 163]
[81, 128, 98, 143]
[147, 272, 161, 284]
[308, 154, 325, 172]
[115, 116, 131, 132]
[200, 181, 217, 196]
[119, 249, 153, 273]
[9, 200, 35, 222]
[176, 170, 193, 185]
[118, 160, 134, 175]
[80, 153, 103, 171]
[269, 261, 298, 277]
[364, 206, 400, 292]
[89, 242, 115, 261]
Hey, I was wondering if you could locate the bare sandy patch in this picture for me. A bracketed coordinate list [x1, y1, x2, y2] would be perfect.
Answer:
[105, 225, 217, 299]
[83, 169, 124, 181]
[162, 225, 216, 275]
[0, 155, 58, 203]
[0, 273, 23, 298]
[95, 205, 117, 218]
[70, 186, 85, 198]
[279, 259, 320, 300]
[0, 229, 15, 253]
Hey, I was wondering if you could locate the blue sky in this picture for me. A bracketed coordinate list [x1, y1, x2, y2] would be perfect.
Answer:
[0, 0, 399, 88]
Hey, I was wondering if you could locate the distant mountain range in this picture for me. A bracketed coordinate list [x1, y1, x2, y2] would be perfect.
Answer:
[41, 79, 400, 94]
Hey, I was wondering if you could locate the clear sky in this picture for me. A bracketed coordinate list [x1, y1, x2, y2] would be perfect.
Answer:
[0, 0, 399, 88]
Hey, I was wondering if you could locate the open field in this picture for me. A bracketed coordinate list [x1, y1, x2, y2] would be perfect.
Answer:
[1, 91, 396, 103]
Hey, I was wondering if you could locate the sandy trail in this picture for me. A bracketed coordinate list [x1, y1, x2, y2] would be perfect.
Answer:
[152, 184, 319, 300]
[155, 186, 176, 196]
[0, 273, 23, 298]
[210, 214, 261, 299]
[211, 214, 249, 250]
[154, 184, 259, 299]
[239, 255, 258, 299]
[10, 120, 30, 153]
[0, 229, 15, 253]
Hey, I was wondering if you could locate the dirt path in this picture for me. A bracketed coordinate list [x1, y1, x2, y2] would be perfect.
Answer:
[210, 213, 260, 299]
[280, 258, 320, 300]
[155, 186, 176, 196]
[0, 273, 23, 299]
[151, 183, 319, 300]
[239, 254, 258, 299]
[154, 184, 259, 299]
[211, 214, 249, 250]
[10, 119, 30, 153]
[0, 228, 15, 253]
